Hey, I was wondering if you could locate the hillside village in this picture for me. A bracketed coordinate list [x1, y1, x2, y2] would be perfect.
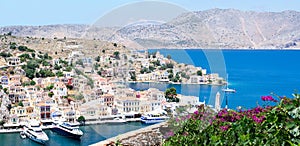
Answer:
[0, 33, 224, 127]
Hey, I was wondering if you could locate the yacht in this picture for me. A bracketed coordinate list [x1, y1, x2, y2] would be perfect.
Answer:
[52, 121, 83, 139]
[222, 74, 236, 93]
[222, 87, 236, 93]
[141, 113, 169, 124]
[23, 121, 49, 144]
[107, 117, 127, 124]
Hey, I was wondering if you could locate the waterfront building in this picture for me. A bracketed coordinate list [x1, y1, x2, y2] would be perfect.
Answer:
[0, 76, 9, 86]
[10, 106, 27, 121]
[36, 98, 55, 120]
[101, 94, 114, 107]
[79, 101, 110, 121]
[115, 97, 141, 113]
[6, 57, 21, 66]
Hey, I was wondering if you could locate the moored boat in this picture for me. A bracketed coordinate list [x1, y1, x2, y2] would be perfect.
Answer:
[107, 117, 127, 124]
[20, 131, 26, 139]
[141, 113, 169, 124]
[23, 121, 49, 144]
[52, 121, 83, 139]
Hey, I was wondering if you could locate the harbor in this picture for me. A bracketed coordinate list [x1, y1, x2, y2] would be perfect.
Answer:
[0, 121, 149, 146]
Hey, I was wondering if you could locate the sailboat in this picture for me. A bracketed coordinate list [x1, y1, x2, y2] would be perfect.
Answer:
[222, 75, 236, 93]
[222, 74, 236, 109]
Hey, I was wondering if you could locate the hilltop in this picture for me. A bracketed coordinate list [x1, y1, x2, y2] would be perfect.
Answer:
[1, 9, 300, 49]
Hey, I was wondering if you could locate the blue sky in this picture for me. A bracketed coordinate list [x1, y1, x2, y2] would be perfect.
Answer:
[1, 0, 299, 26]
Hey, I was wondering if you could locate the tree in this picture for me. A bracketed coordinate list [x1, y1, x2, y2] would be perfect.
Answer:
[56, 71, 64, 77]
[95, 56, 100, 62]
[64, 66, 72, 72]
[197, 70, 202, 76]
[26, 60, 39, 69]
[165, 87, 179, 102]
[76, 59, 84, 67]
[44, 53, 50, 60]
[9, 42, 17, 50]
[97, 70, 102, 76]
[46, 84, 54, 91]
[48, 92, 54, 97]
[0, 52, 12, 58]
[140, 68, 148, 74]
[75, 93, 84, 100]
[7, 31, 12, 36]
[168, 73, 174, 79]
[31, 53, 35, 58]
[18, 46, 28, 51]
[6, 104, 12, 111]
[113, 43, 117, 47]
[30, 80, 36, 86]
[0, 120, 5, 126]
[18, 101, 24, 107]
[149, 66, 155, 71]
[3, 88, 8, 94]
[66, 84, 73, 90]
[113, 51, 120, 59]
[166, 63, 174, 68]
[167, 54, 172, 59]
[42, 60, 50, 66]
[130, 72, 137, 81]
[77, 116, 86, 125]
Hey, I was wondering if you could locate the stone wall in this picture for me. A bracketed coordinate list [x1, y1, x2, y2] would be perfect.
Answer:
[91, 122, 168, 146]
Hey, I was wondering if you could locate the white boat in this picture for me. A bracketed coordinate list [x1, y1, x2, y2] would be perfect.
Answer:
[107, 118, 127, 124]
[222, 74, 236, 93]
[52, 121, 83, 139]
[222, 87, 236, 93]
[141, 113, 169, 124]
[20, 131, 26, 139]
[23, 121, 49, 144]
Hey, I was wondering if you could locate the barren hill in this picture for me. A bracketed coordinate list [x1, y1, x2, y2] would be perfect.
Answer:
[1, 9, 300, 49]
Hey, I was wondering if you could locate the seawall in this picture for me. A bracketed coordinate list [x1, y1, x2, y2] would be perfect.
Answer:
[90, 122, 167, 146]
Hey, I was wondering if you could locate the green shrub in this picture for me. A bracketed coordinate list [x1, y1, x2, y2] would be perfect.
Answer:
[164, 94, 300, 145]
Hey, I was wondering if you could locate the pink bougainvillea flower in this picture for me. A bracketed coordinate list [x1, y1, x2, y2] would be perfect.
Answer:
[220, 125, 230, 131]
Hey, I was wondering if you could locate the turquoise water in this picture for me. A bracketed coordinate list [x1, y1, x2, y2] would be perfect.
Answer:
[130, 49, 300, 109]
[0, 122, 147, 146]
[1, 50, 299, 146]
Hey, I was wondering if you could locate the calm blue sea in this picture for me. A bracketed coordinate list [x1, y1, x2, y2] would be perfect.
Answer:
[0, 122, 147, 146]
[129, 49, 300, 109]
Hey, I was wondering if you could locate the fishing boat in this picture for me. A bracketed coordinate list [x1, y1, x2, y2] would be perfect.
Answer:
[52, 121, 83, 139]
[23, 121, 49, 144]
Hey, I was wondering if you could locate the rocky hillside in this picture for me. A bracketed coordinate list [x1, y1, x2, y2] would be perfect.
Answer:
[1, 9, 300, 49]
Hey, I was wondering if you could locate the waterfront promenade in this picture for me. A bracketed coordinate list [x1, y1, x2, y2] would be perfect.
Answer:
[0, 118, 142, 134]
